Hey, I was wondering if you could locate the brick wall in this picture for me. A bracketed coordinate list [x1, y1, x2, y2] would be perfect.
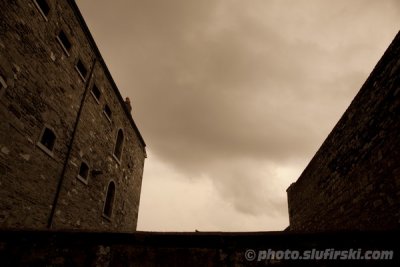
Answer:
[287, 31, 400, 231]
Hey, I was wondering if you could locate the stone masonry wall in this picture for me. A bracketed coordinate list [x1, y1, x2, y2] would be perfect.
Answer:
[0, 0, 146, 231]
[48, 0, 146, 232]
[0, 0, 86, 228]
[287, 31, 400, 231]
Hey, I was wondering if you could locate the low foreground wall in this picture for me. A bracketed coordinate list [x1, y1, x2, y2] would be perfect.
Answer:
[0, 230, 399, 266]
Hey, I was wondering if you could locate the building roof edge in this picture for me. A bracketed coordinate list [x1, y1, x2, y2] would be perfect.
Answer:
[67, 0, 146, 149]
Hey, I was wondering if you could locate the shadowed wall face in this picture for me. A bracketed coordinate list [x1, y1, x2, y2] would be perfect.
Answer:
[287, 31, 400, 231]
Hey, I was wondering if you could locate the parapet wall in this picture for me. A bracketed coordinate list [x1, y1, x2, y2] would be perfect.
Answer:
[0, 230, 398, 266]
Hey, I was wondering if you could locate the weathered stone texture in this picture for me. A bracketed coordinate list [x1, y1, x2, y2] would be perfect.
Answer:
[0, 0, 146, 231]
[287, 31, 400, 231]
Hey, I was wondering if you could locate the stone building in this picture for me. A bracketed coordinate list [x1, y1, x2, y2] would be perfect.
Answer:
[287, 30, 400, 231]
[0, 0, 146, 231]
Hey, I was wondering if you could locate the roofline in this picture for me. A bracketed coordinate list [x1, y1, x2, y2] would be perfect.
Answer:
[286, 30, 400, 190]
[67, 0, 146, 148]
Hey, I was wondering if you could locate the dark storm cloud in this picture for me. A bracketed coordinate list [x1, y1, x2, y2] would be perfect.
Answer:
[76, 0, 400, 220]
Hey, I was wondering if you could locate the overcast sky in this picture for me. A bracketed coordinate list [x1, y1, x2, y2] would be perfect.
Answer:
[76, 0, 400, 231]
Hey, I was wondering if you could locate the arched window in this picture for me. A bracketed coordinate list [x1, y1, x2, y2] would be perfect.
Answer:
[103, 181, 115, 218]
[113, 129, 124, 160]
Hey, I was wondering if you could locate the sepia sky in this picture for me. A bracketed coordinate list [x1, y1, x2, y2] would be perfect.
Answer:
[75, 0, 400, 231]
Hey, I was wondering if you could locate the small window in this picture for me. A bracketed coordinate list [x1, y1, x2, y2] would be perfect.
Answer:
[0, 75, 6, 89]
[37, 127, 56, 156]
[40, 127, 56, 151]
[0, 75, 6, 98]
[75, 59, 88, 80]
[91, 84, 101, 102]
[56, 30, 72, 55]
[77, 162, 89, 183]
[104, 104, 112, 120]
[34, 0, 50, 18]
[103, 181, 115, 218]
[113, 129, 124, 161]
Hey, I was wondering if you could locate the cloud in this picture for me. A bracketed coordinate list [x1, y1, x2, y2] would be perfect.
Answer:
[76, 0, 400, 230]
[138, 153, 292, 231]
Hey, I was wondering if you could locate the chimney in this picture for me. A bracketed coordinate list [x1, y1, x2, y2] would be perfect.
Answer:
[125, 97, 132, 113]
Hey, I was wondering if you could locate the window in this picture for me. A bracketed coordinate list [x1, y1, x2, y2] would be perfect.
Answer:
[91, 84, 101, 102]
[37, 127, 56, 156]
[56, 30, 72, 55]
[113, 129, 124, 161]
[75, 59, 87, 80]
[77, 162, 89, 184]
[103, 181, 115, 218]
[34, 0, 50, 19]
[0, 75, 6, 89]
[104, 104, 112, 121]
[0, 75, 6, 98]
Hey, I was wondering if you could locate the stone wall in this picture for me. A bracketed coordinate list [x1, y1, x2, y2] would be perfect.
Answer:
[0, 0, 146, 231]
[287, 31, 400, 231]
[0, 230, 398, 266]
